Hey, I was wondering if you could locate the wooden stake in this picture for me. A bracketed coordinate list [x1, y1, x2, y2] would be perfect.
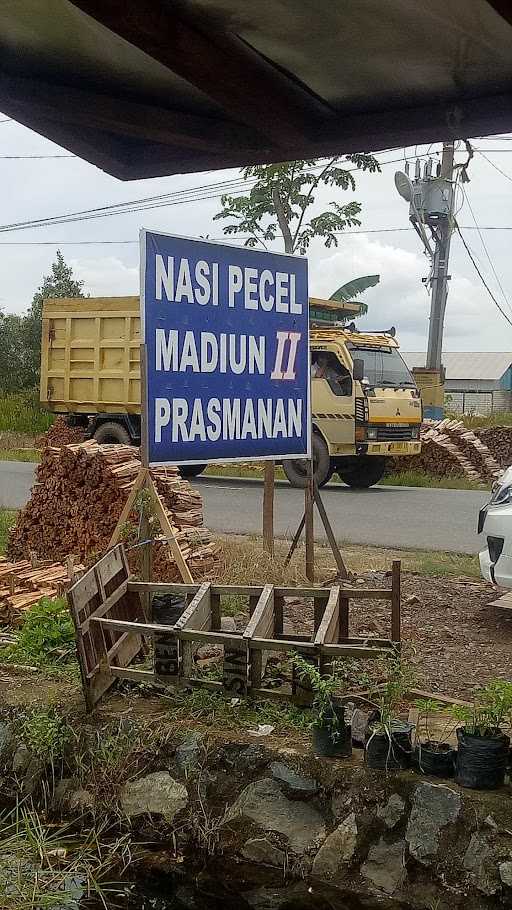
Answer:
[305, 458, 314, 582]
[313, 483, 348, 579]
[391, 559, 401, 644]
[263, 461, 275, 556]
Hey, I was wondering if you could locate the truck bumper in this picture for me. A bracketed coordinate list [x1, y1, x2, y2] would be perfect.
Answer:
[366, 441, 421, 456]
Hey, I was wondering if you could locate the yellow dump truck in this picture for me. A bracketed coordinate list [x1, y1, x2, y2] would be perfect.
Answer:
[41, 296, 422, 487]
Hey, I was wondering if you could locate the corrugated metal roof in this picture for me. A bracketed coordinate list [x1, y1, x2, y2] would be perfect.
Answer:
[402, 352, 512, 381]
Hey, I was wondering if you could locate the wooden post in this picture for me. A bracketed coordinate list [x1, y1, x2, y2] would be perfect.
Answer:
[391, 559, 401, 644]
[263, 462, 275, 556]
[339, 596, 349, 639]
[140, 343, 152, 619]
[305, 458, 314, 583]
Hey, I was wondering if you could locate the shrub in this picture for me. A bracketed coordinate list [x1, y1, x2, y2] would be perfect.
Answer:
[2, 596, 76, 667]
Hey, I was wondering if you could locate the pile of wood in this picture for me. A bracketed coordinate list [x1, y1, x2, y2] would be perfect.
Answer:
[475, 426, 512, 468]
[8, 441, 219, 581]
[0, 556, 83, 626]
[37, 416, 86, 448]
[391, 419, 502, 483]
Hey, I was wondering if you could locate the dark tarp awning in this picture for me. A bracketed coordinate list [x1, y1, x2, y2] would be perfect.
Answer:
[1, 0, 512, 179]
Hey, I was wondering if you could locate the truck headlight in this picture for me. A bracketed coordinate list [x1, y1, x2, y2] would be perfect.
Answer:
[491, 483, 512, 506]
[410, 427, 419, 439]
[367, 427, 378, 439]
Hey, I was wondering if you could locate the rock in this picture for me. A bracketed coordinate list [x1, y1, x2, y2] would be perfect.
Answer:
[270, 761, 318, 797]
[121, 771, 188, 822]
[220, 616, 236, 632]
[196, 644, 222, 660]
[349, 708, 376, 747]
[377, 793, 405, 829]
[176, 732, 203, 771]
[405, 782, 460, 865]
[52, 778, 73, 808]
[312, 813, 357, 878]
[23, 756, 44, 796]
[69, 789, 94, 812]
[242, 837, 286, 867]
[232, 744, 271, 772]
[0, 722, 13, 762]
[361, 838, 406, 895]
[224, 778, 325, 855]
[405, 594, 420, 606]
[464, 832, 499, 895]
[12, 744, 31, 777]
[499, 862, 512, 887]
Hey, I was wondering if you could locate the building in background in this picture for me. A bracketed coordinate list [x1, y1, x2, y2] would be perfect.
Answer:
[403, 353, 512, 416]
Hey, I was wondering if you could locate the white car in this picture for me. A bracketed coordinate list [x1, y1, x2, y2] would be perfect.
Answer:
[479, 465, 512, 588]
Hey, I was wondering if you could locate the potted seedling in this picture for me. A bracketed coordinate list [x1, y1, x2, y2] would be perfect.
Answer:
[413, 698, 456, 778]
[292, 654, 352, 758]
[365, 655, 415, 771]
[451, 679, 512, 790]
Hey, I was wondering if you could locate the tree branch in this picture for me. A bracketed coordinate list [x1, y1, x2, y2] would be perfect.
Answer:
[272, 186, 294, 254]
[292, 156, 338, 248]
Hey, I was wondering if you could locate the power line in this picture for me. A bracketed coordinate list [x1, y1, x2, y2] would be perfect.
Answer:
[0, 154, 75, 159]
[461, 185, 512, 317]
[478, 150, 512, 183]
[456, 224, 512, 330]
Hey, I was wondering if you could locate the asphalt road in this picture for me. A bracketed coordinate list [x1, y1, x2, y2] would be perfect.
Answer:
[0, 460, 489, 554]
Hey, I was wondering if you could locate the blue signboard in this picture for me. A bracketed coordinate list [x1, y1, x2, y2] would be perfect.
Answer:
[141, 230, 310, 465]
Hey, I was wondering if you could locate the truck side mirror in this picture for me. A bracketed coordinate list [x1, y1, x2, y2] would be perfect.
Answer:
[352, 358, 365, 382]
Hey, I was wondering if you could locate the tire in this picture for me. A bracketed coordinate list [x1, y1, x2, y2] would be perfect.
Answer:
[282, 434, 332, 488]
[93, 421, 132, 445]
[179, 464, 207, 478]
[338, 455, 387, 489]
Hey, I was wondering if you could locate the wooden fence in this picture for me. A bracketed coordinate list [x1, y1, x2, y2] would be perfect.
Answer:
[68, 545, 401, 710]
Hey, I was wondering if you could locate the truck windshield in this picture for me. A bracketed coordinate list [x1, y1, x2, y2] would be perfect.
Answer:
[347, 344, 416, 388]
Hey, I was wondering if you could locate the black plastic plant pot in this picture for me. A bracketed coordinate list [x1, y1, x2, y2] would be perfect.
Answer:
[365, 722, 413, 770]
[312, 707, 352, 758]
[455, 728, 510, 790]
[415, 741, 456, 778]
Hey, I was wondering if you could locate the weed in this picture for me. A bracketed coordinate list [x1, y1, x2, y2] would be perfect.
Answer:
[0, 390, 53, 434]
[410, 552, 480, 578]
[0, 508, 16, 554]
[0, 447, 40, 462]
[1, 597, 77, 670]
[21, 707, 73, 763]
[74, 721, 155, 808]
[380, 469, 486, 491]
[0, 803, 133, 909]
[166, 687, 311, 734]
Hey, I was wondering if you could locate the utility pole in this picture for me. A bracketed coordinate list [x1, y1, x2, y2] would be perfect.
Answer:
[395, 140, 456, 418]
[426, 141, 454, 372]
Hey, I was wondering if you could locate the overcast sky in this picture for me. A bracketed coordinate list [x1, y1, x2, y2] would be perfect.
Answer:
[2, 114, 512, 354]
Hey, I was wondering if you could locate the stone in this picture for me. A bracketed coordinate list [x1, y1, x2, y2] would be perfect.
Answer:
[0, 722, 13, 762]
[312, 813, 357, 878]
[69, 789, 94, 812]
[52, 777, 73, 808]
[377, 793, 405, 829]
[270, 761, 318, 797]
[121, 771, 188, 822]
[405, 782, 460, 866]
[499, 862, 512, 887]
[464, 832, 490, 873]
[176, 732, 203, 771]
[224, 778, 325, 855]
[242, 837, 286, 867]
[349, 708, 375, 746]
[361, 838, 406, 895]
[12, 744, 31, 776]
[220, 616, 236, 632]
[464, 832, 499, 896]
[22, 756, 44, 796]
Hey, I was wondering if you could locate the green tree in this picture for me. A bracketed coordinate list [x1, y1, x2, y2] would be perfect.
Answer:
[0, 311, 25, 393]
[213, 156, 380, 255]
[23, 250, 86, 388]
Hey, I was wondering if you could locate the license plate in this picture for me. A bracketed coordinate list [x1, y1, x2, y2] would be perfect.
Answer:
[388, 442, 410, 453]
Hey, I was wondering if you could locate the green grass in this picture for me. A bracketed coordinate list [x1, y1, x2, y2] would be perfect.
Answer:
[0, 508, 16, 554]
[0, 447, 40, 462]
[0, 390, 52, 434]
[166, 686, 312, 733]
[448, 410, 512, 429]
[408, 551, 480, 578]
[380, 469, 487, 491]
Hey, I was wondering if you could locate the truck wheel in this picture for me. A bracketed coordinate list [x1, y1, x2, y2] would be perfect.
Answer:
[283, 434, 332, 488]
[94, 421, 132, 445]
[179, 464, 207, 478]
[338, 456, 387, 489]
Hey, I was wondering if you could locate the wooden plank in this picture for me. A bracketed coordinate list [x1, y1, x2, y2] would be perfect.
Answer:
[391, 560, 401, 643]
[177, 629, 242, 646]
[320, 643, 392, 659]
[108, 468, 148, 548]
[263, 461, 275, 556]
[406, 688, 471, 708]
[128, 581, 200, 595]
[336, 588, 392, 600]
[223, 640, 249, 695]
[81, 581, 128, 633]
[243, 585, 274, 640]
[250, 637, 315, 653]
[148, 475, 194, 583]
[95, 545, 127, 592]
[314, 586, 340, 646]
[274, 594, 284, 635]
[91, 616, 179, 635]
[489, 591, 512, 610]
[210, 589, 221, 631]
[305, 459, 314, 582]
[313, 484, 349, 579]
[174, 582, 211, 631]
[110, 666, 155, 683]
[275, 587, 329, 599]
[339, 596, 349, 639]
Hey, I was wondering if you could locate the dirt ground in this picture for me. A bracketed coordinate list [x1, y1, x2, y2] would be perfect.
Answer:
[279, 570, 510, 700]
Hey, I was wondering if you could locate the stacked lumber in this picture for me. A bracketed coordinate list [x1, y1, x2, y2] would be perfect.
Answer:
[475, 426, 512, 468]
[0, 556, 83, 626]
[36, 416, 86, 448]
[8, 441, 218, 582]
[391, 419, 502, 483]
[434, 419, 501, 482]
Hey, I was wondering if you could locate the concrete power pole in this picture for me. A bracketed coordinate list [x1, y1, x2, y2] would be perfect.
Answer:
[426, 141, 454, 374]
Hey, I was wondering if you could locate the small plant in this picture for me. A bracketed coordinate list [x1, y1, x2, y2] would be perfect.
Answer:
[292, 654, 352, 757]
[414, 698, 456, 751]
[365, 653, 416, 771]
[1, 596, 76, 668]
[370, 653, 416, 734]
[21, 707, 73, 763]
[450, 679, 512, 737]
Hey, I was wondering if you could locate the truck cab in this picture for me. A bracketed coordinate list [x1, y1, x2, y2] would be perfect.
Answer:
[283, 324, 422, 488]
